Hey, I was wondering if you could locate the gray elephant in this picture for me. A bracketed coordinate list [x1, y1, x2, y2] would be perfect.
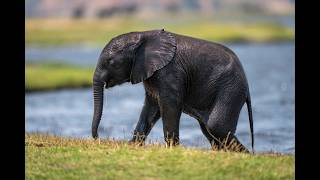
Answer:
[92, 29, 254, 153]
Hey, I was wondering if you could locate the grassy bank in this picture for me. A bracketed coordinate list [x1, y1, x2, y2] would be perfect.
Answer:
[26, 63, 93, 92]
[26, 18, 294, 46]
[26, 133, 294, 179]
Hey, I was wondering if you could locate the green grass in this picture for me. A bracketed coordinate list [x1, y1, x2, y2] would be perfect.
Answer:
[26, 133, 294, 180]
[25, 63, 94, 91]
[26, 18, 294, 46]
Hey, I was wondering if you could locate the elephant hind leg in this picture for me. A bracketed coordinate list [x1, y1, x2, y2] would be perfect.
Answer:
[215, 133, 249, 153]
[198, 121, 219, 148]
[199, 120, 247, 152]
[205, 90, 249, 153]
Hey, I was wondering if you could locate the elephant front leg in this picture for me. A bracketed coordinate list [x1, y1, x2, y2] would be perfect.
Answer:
[130, 95, 160, 144]
[160, 98, 182, 147]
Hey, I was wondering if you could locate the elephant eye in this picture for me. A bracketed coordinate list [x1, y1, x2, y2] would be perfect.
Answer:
[107, 59, 119, 69]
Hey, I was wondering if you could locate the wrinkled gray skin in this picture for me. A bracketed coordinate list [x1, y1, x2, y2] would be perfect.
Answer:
[92, 29, 254, 153]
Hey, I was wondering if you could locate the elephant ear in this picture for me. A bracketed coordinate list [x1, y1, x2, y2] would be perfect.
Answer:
[130, 30, 176, 84]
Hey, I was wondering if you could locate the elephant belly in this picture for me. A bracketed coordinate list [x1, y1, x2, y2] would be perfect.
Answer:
[182, 105, 210, 124]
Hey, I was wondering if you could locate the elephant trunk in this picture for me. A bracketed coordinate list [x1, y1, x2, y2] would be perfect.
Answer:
[91, 79, 105, 139]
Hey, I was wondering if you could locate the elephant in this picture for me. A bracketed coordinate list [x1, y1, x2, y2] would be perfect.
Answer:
[91, 29, 254, 153]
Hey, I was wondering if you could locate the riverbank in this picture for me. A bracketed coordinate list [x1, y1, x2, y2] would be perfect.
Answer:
[25, 133, 294, 179]
[26, 63, 93, 92]
[25, 63, 94, 92]
[26, 18, 294, 46]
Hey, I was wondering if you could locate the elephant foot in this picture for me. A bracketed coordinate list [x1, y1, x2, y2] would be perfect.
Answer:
[128, 139, 145, 146]
[164, 137, 180, 147]
[129, 132, 146, 146]
[210, 137, 250, 153]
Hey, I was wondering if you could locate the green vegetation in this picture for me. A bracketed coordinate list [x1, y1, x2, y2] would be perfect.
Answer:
[26, 63, 93, 91]
[26, 18, 294, 46]
[26, 133, 294, 180]
[25, 17, 294, 91]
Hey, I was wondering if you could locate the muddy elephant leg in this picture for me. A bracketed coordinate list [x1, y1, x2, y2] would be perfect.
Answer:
[130, 94, 160, 144]
[206, 91, 249, 153]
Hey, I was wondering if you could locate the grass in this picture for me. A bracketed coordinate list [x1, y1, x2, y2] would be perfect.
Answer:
[26, 133, 294, 180]
[25, 63, 94, 92]
[25, 18, 294, 46]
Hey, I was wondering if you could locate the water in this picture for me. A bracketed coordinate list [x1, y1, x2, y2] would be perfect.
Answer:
[25, 45, 101, 66]
[25, 42, 295, 153]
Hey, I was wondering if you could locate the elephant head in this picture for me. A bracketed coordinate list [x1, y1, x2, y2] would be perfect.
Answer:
[91, 29, 176, 139]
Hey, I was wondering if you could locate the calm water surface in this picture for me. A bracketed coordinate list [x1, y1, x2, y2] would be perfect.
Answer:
[26, 43, 295, 153]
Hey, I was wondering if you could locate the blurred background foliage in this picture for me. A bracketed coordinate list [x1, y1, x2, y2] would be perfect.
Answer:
[25, 0, 295, 90]
[26, 0, 295, 46]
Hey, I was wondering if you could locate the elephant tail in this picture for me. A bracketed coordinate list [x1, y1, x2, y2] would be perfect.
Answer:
[246, 91, 254, 154]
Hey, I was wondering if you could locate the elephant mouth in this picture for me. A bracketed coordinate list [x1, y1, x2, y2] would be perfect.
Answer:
[105, 78, 130, 89]
[105, 81, 112, 88]
[105, 80, 116, 88]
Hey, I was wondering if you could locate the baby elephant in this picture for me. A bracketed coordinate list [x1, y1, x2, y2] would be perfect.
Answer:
[92, 29, 254, 153]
